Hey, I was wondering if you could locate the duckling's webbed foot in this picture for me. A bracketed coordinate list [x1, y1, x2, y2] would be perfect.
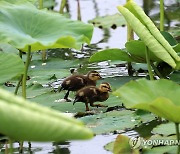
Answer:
[65, 98, 72, 102]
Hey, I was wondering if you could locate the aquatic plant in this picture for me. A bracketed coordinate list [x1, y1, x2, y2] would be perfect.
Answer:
[113, 79, 180, 153]
[90, 0, 180, 79]
[0, 88, 93, 141]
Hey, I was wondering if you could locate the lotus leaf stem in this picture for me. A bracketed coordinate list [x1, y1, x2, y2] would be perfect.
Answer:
[145, 46, 154, 80]
[59, 0, 67, 14]
[175, 123, 180, 154]
[126, 0, 134, 76]
[42, 50, 46, 62]
[22, 46, 31, 99]
[14, 75, 23, 95]
[39, 0, 43, 9]
[150, 62, 163, 78]
[77, 0, 81, 21]
[160, 0, 164, 31]
[9, 139, 13, 154]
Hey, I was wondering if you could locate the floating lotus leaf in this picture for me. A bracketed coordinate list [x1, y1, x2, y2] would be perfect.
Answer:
[0, 1, 93, 51]
[143, 145, 176, 154]
[89, 13, 126, 29]
[80, 110, 155, 134]
[113, 79, 180, 123]
[152, 122, 176, 136]
[0, 88, 93, 141]
[0, 52, 24, 84]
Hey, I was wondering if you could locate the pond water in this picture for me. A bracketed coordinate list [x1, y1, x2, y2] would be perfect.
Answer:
[1, 0, 179, 153]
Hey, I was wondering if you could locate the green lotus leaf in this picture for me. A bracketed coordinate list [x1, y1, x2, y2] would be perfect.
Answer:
[0, 0, 36, 4]
[143, 146, 176, 154]
[149, 97, 180, 123]
[117, 1, 180, 68]
[80, 110, 155, 134]
[174, 44, 180, 53]
[89, 48, 146, 63]
[0, 52, 24, 84]
[113, 135, 139, 154]
[125, 40, 161, 62]
[160, 31, 177, 46]
[0, 88, 93, 141]
[0, 43, 19, 54]
[88, 13, 126, 29]
[113, 79, 180, 123]
[169, 71, 180, 84]
[104, 141, 114, 152]
[89, 49, 134, 63]
[124, 0, 180, 62]
[152, 122, 175, 136]
[0, 1, 93, 51]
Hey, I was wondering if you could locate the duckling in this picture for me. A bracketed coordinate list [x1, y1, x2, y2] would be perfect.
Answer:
[59, 71, 102, 101]
[73, 82, 112, 111]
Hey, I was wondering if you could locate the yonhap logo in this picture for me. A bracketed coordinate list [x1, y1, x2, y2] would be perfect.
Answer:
[129, 137, 142, 149]
[129, 137, 180, 149]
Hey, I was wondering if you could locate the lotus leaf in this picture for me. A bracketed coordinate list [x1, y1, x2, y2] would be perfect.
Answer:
[113, 135, 139, 154]
[152, 122, 176, 136]
[80, 110, 155, 134]
[89, 48, 134, 63]
[0, 1, 93, 51]
[0, 43, 19, 54]
[0, 88, 93, 141]
[117, 1, 180, 68]
[0, 52, 24, 84]
[89, 13, 126, 29]
[113, 79, 180, 123]
[143, 146, 176, 154]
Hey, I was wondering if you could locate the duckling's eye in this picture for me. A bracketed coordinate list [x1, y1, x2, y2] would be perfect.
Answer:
[102, 86, 109, 89]
[92, 73, 99, 77]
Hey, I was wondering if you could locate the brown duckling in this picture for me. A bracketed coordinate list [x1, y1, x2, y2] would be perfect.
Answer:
[73, 82, 112, 111]
[59, 70, 102, 101]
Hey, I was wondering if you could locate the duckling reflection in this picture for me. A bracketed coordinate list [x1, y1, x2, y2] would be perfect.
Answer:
[73, 82, 112, 111]
[59, 71, 102, 101]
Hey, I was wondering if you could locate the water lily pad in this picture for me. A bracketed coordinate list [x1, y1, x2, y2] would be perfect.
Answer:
[80, 110, 155, 134]
[0, 88, 93, 141]
[0, 52, 24, 84]
[113, 79, 180, 123]
[0, 1, 93, 51]
[152, 122, 176, 136]
[89, 13, 126, 29]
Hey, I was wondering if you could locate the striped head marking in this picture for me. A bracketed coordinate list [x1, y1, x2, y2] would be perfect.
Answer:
[87, 71, 102, 81]
[99, 82, 112, 92]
